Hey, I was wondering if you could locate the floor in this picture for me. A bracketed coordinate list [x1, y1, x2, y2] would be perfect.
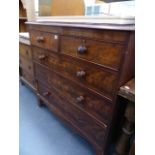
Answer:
[19, 83, 95, 155]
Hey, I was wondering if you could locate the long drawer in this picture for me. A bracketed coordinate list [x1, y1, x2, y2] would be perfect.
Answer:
[28, 24, 128, 42]
[32, 46, 118, 99]
[60, 36, 125, 70]
[35, 63, 113, 125]
[37, 81, 107, 147]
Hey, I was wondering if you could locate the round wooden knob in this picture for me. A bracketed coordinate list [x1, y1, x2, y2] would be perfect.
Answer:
[36, 36, 45, 43]
[76, 96, 85, 103]
[43, 91, 50, 96]
[76, 70, 86, 78]
[77, 46, 87, 54]
[38, 54, 47, 60]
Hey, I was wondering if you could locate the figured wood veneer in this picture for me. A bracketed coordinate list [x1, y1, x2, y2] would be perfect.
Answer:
[27, 22, 134, 155]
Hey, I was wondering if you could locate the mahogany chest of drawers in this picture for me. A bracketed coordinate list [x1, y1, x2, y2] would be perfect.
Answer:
[27, 22, 135, 155]
[19, 33, 36, 91]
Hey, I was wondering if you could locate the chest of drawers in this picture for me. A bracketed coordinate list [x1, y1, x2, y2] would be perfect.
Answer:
[19, 33, 36, 91]
[27, 22, 134, 155]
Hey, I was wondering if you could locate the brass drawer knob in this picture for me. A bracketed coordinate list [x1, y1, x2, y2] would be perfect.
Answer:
[76, 70, 86, 78]
[36, 36, 45, 43]
[43, 91, 50, 96]
[77, 46, 87, 54]
[76, 96, 85, 103]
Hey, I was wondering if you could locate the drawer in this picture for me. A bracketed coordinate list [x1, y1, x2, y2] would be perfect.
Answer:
[19, 56, 34, 77]
[33, 47, 118, 99]
[35, 63, 113, 125]
[62, 27, 128, 42]
[19, 43, 32, 59]
[22, 69, 35, 86]
[28, 24, 128, 42]
[38, 81, 107, 146]
[30, 30, 59, 52]
[60, 36, 125, 70]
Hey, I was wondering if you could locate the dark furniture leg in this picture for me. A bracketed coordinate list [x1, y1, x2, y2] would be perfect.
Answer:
[20, 79, 25, 86]
[37, 95, 44, 107]
[96, 148, 104, 155]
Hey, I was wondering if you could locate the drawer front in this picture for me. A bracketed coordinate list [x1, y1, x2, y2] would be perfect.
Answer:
[38, 81, 107, 146]
[22, 70, 35, 86]
[35, 63, 113, 125]
[28, 24, 128, 42]
[62, 27, 128, 42]
[19, 43, 32, 59]
[33, 47, 118, 99]
[60, 36, 124, 70]
[27, 25, 62, 34]
[19, 56, 34, 77]
[30, 30, 59, 52]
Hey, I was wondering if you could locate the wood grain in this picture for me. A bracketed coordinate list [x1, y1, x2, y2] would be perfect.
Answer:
[38, 81, 107, 147]
[32, 46, 118, 99]
[30, 30, 59, 52]
[35, 62, 113, 126]
[19, 43, 32, 59]
[61, 36, 125, 70]
[27, 22, 135, 155]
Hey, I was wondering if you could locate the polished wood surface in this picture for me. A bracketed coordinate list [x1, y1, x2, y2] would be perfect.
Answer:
[119, 78, 135, 102]
[119, 33, 135, 87]
[27, 22, 135, 155]
[28, 24, 130, 41]
[37, 81, 107, 147]
[30, 30, 59, 51]
[61, 36, 125, 70]
[32, 46, 118, 100]
[35, 62, 112, 125]
[19, 56, 34, 77]
[61, 27, 129, 42]
[19, 43, 32, 60]
[19, 33, 36, 91]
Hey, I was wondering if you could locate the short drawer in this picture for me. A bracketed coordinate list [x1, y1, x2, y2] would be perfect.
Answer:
[32, 47, 118, 99]
[30, 30, 59, 52]
[35, 63, 113, 125]
[19, 43, 32, 59]
[60, 36, 125, 70]
[19, 56, 34, 77]
[37, 81, 107, 147]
